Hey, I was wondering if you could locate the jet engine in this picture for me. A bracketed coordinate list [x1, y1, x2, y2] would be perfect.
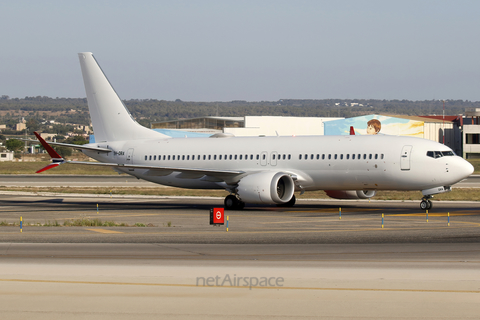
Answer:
[325, 190, 376, 200]
[236, 172, 295, 205]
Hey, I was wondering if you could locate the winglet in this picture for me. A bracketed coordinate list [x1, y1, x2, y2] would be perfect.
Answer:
[33, 131, 65, 173]
[349, 126, 355, 135]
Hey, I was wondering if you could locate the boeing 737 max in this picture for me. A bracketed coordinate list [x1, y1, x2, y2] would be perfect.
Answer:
[34, 52, 474, 210]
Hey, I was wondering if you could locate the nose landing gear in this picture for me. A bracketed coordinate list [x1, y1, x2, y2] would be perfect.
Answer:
[420, 195, 433, 210]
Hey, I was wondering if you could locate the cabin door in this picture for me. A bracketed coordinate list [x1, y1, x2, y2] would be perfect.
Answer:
[126, 148, 134, 164]
[271, 152, 278, 166]
[260, 151, 268, 166]
[400, 145, 412, 170]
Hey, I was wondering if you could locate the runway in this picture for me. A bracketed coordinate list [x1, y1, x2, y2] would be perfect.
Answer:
[1, 242, 479, 319]
[1, 194, 479, 319]
[1, 174, 479, 187]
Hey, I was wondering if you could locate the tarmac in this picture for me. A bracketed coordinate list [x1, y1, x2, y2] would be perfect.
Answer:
[1, 192, 479, 319]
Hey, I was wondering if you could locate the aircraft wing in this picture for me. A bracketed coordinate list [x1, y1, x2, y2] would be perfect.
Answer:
[61, 160, 244, 175]
[33, 131, 244, 180]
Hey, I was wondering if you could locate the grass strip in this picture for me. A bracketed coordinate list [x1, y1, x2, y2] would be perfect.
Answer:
[0, 186, 478, 201]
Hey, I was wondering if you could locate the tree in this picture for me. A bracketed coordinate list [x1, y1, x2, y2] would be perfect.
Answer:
[53, 146, 72, 157]
[5, 139, 24, 152]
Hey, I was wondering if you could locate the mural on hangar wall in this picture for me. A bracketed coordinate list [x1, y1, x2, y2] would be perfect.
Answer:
[324, 114, 424, 137]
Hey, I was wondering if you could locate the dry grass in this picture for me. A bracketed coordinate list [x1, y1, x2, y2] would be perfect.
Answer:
[0, 186, 478, 201]
[0, 161, 119, 175]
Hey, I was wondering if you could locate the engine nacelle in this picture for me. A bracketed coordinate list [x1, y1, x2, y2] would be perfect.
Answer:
[325, 190, 376, 200]
[236, 172, 295, 205]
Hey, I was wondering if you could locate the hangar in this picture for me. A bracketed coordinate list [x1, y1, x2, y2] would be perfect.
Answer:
[150, 114, 461, 155]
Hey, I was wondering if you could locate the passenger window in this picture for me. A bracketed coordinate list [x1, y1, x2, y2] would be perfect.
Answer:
[288, 154, 291, 160]
[375, 154, 378, 159]
[208, 155, 211, 160]
[187, 155, 190, 160]
[262, 154, 266, 160]
[346, 154, 349, 160]
[234, 155, 237, 160]
[273, 154, 276, 160]
[168, 155, 171, 160]
[163, 155, 166, 160]
[310, 154, 314, 160]
[239, 155, 242, 160]
[230, 155, 233, 160]
[358, 154, 361, 159]
[334, 154, 337, 160]
[149, 155, 152, 160]
[369, 154, 372, 160]
[363, 154, 366, 160]
[250, 155, 253, 160]
[145, 155, 147, 161]
[256, 155, 259, 160]
[192, 155, 195, 160]
[203, 155, 206, 160]
[328, 154, 331, 160]
[173, 155, 176, 160]
[181, 155, 184, 160]
[322, 154, 325, 160]
[316, 154, 319, 160]
[352, 154, 355, 160]
[305, 154, 308, 159]
[340, 154, 343, 160]
[381, 154, 384, 159]
[219, 155, 222, 160]
[299, 154, 302, 160]
[214, 155, 217, 160]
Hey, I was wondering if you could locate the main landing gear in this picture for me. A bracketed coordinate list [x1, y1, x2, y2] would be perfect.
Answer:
[224, 194, 245, 210]
[277, 195, 296, 207]
[420, 195, 433, 210]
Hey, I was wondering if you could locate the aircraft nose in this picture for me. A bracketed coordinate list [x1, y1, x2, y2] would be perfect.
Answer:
[460, 159, 474, 179]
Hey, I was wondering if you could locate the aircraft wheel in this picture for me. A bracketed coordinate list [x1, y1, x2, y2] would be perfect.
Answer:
[237, 201, 245, 210]
[277, 195, 296, 207]
[224, 195, 238, 210]
[420, 200, 428, 210]
[427, 200, 433, 210]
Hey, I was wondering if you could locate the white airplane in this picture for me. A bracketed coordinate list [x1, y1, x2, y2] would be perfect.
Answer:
[34, 52, 474, 210]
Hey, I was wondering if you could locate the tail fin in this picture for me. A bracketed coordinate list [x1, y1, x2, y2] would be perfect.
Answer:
[78, 52, 168, 142]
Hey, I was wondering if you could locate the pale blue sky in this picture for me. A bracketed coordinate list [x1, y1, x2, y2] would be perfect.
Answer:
[1, 0, 479, 101]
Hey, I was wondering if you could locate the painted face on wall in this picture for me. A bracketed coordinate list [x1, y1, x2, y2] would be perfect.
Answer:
[366, 125, 377, 135]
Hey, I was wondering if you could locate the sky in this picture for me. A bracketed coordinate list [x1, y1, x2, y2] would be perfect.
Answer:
[1, 0, 480, 102]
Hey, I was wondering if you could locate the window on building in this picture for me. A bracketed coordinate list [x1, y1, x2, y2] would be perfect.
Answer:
[466, 134, 480, 144]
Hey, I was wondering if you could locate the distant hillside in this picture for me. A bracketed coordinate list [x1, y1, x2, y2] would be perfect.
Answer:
[0, 96, 478, 128]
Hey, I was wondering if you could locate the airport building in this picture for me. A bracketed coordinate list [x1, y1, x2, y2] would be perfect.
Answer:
[151, 114, 461, 155]
[462, 108, 480, 158]
[151, 116, 344, 137]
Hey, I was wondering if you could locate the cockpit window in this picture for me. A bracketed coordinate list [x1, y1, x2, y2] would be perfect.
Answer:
[427, 150, 455, 158]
